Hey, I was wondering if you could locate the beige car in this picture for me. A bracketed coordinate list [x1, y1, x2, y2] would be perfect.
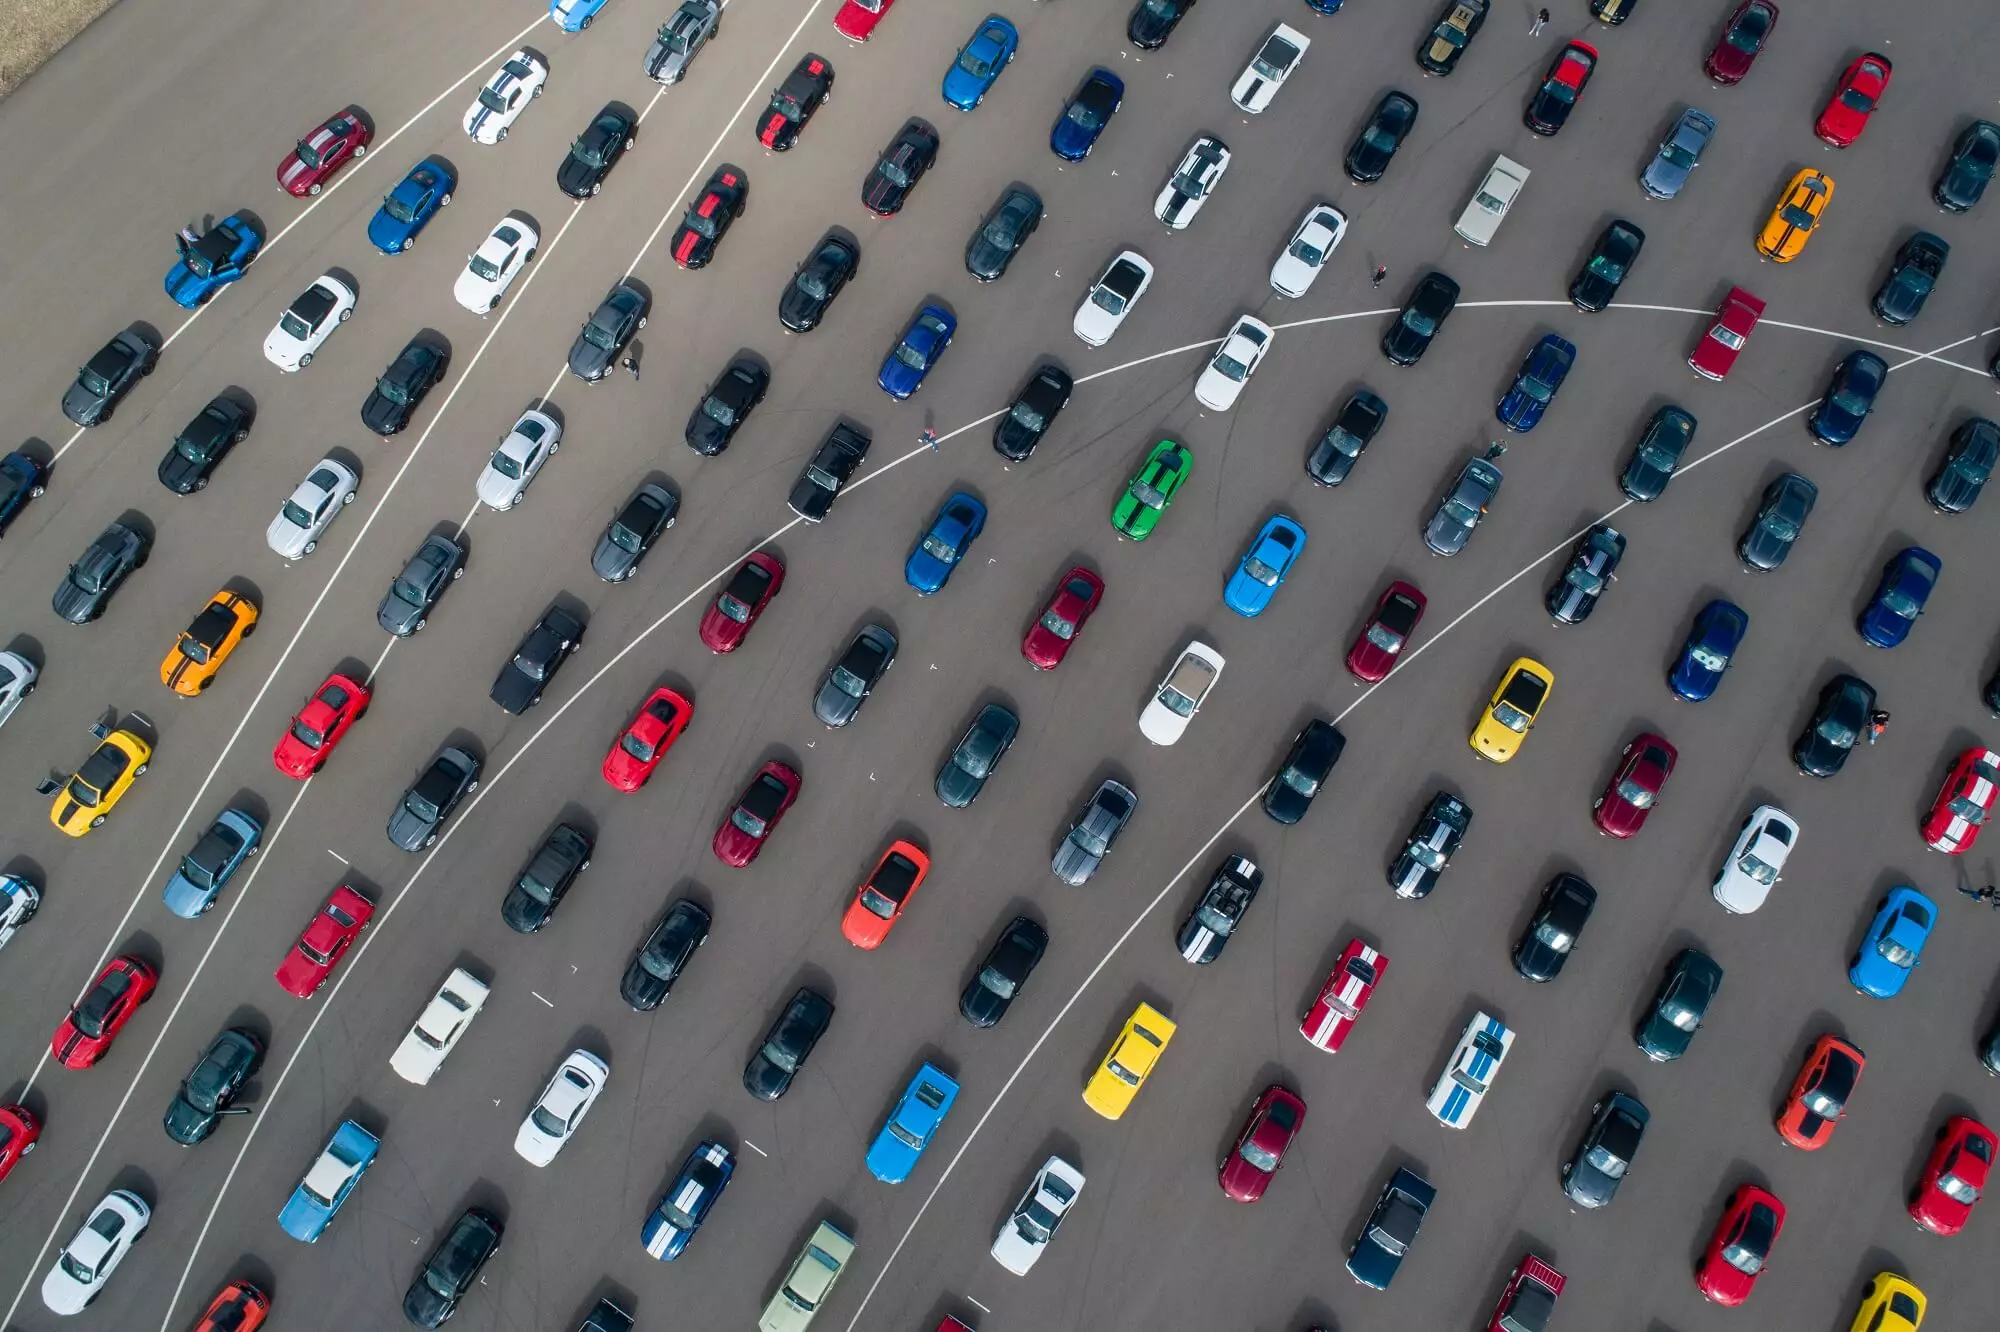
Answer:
[760, 1220, 856, 1332]
[1453, 154, 1530, 247]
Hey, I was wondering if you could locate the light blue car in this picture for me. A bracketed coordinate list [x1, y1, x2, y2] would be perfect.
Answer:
[367, 158, 455, 254]
[161, 807, 263, 918]
[942, 15, 1018, 111]
[905, 491, 986, 595]
[550, 0, 612, 32]
[1848, 885, 1935, 999]
[278, 1118, 379, 1241]
[1223, 514, 1307, 617]
[865, 1061, 959, 1183]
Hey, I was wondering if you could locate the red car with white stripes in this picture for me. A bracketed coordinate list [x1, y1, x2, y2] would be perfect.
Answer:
[276, 110, 371, 197]
[1921, 746, 1999, 854]
[1299, 938, 1386, 1054]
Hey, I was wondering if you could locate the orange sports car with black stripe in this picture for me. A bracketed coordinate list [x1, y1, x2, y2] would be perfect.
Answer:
[161, 589, 258, 696]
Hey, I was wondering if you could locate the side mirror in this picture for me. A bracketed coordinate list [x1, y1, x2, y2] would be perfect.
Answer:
[35, 778, 59, 796]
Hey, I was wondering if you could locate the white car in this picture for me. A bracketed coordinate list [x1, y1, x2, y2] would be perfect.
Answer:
[1072, 250, 1154, 347]
[1453, 154, 1530, 248]
[991, 1155, 1085, 1275]
[0, 648, 37, 730]
[1139, 640, 1225, 746]
[1269, 202, 1347, 298]
[514, 1048, 608, 1166]
[477, 408, 562, 510]
[266, 457, 359, 560]
[0, 872, 39, 951]
[389, 967, 491, 1085]
[1712, 804, 1799, 914]
[455, 216, 540, 314]
[1425, 1011, 1514, 1129]
[1153, 136, 1231, 230]
[1193, 316, 1274, 411]
[41, 1190, 149, 1314]
[263, 274, 357, 372]
[1230, 23, 1310, 113]
[464, 49, 548, 144]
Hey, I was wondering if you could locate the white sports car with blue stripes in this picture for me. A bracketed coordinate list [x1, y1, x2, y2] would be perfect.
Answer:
[1425, 1011, 1514, 1128]
[464, 51, 548, 145]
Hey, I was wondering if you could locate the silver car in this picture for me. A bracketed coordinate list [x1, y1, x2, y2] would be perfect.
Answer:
[1641, 107, 1715, 200]
[266, 457, 359, 559]
[1052, 779, 1137, 885]
[0, 649, 36, 730]
[644, 0, 720, 85]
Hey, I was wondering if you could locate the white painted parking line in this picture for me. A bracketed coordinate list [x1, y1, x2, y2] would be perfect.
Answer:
[965, 1296, 991, 1314]
[532, 990, 555, 1008]
[743, 1139, 770, 1158]
[326, 848, 349, 866]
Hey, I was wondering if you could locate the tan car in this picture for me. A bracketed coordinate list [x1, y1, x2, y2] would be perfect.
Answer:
[760, 1220, 855, 1332]
[1454, 154, 1529, 247]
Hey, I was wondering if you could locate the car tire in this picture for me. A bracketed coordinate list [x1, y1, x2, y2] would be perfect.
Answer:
[29, 484, 45, 497]
[451, 565, 464, 580]
[496, 126, 508, 141]
[414, 619, 426, 632]
[91, 815, 105, 827]
[532, 82, 543, 97]
[353, 142, 366, 157]
[424, 834, 437, 847]
[196, 477, 208, 490]
[580, 13, 591, 25]
[134, 763, 148, 776]
[590, 182, 601, 196]
[637, 315, 648, 330]
[341, 490, 356, 504]
[625, 137, 635, 149]
[19, 1140, 31, 1155]
[440, 193, 452, 207]
[402, 238, 414, 251]
[303, 540, 317, 554]
[338, 306, 354, 322]
[580, 860, 591, 871]
[308, 182, 322, 196]
[299, 353, 313, 368]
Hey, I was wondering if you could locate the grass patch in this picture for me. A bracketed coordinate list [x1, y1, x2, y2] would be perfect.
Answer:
[0, 0, 121, 100]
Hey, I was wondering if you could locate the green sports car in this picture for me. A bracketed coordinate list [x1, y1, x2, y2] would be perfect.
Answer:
[1111, 438, 1193, 540]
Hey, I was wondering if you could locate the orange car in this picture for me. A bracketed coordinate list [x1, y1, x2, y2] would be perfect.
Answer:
[161, 588, 258, 696]
[1755, 168, 1833, 263]
[194, 1279, 268, 1331]
[840, 839, 930, 949]
[1777, 1033, 1865, 1149]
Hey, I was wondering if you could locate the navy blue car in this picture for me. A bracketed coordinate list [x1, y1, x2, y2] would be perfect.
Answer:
[906, 491, 986, 594]
[641, 1140, 733, 1260]
[1051, 67, 1122, 160]
[878, 304, 955, 400]
[1871, 232, 1947, 326]
[368, 158, 455, 253]
[1809, 350, 1887, 446]
[1496, 334, 1576, 432]
[1856, 546, 1940, 649]
[1669, 598, 1748, 702]
[0, 450, 47, 536]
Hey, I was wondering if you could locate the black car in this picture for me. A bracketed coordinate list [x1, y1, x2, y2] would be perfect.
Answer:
[387, 745, 480, 851]
[787, 422, 871, 521]
[361, 336, 449, 436]
[577, 1297, 635, 1332]
[743, 987, 834, 1100]
[619, 898, 711, 1011]
[403, 1207, 504, 1328]
[52, 521, 149, 623]
[1345, 91, 1419, 183]
[1981, 1015, 2000, 1075]
[779, 233, 861, 333]
[1174, 854, 1263, 964]
[377, 533, 466, 636]
[936, 703, 1019, 808]
[754, 53, 834, 152]
[1423, 455, 1501, 557]
[1562, 1090, 1649, 1208]
[813, 623, 896, 727]
[1346, 1167, 1435, 1291]
[966, 185, 1043, 283]
[1569, 219, 1644, 312]
[669, 165, 748, 270]
[1808, 350, 1887, 447]
[1127, 0, 1194, 48]
[569, 281, 648, 383]
[1546, 523, 1625, 625]
[863, 119, 940, 217]
[0, 449, 46, 537]
[1635, 948, 1722, 1061]
[558, 103, 636, 198]
[63, 329, 156, 427]
[158, 394, 251, 494]
[1794, 673, 1875, 778]
[1263, 719, 1345, 824]
[500, 823, 593, 933]
[591, 481, 677, 582]
[162, 1026, 264, 1145]
[1513, 873, 1598, 981]
[1619, 404, 1697, 502]
[685, 357, 769, 456]
[490, 605, 585, 714]
[1305, 389, 1388, 487]
[1927, 416, 1997, 513]
[1871, 232, 1948, 326]
[1417, 0, 1488, 76]
[1738, 471, 1817, 571]
[1382, 270, 1459, 365]
[1389, 791, 1473, 899]
[961, 915, 1048, 1028]
[1934, 119, 1999, 212]
[993, 363, 1071, 460]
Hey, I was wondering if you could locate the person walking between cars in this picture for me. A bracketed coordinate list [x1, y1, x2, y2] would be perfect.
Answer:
[1867, 710, 1890, 744]
[1531, 7, 1550, 35]
[622, 354, 640, 382]
[1371, 265, 1388, 288]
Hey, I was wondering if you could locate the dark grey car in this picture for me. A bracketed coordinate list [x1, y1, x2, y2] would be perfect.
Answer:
[162, 1026, 264, 1145]
[63, 329, 156, 427]
[965, 185, 1044, 282]
[53, 521, 150, 623]
[812, 623, 896, 727]
[387, 745, 480, 851]
[936, 703, 1019, 807]
[1389, 791, 1473, 899]
[787, 423, 871, 522]
[1634, 948, 1722, 1061]
[1305, 389, 1388, 487]
[1562, 1090, 1649, 1208]
[1619, 405, 1697, 502]
[499, 823, 593, 933]
[1546, 523, 1625, 625]
[1423, 456, 1501, 556]
[1052, 779, 1137, 885]
[568, 281, 648, 382]
[742, 987, 834, 1101]
[590, 482, 677, 582]
[377, 533, 466, 636]
[1640, 107, 1714, 200]
[1738, 472, 1817, 571]
[157, 394, 251, 494]
[619, 898, 710, 1011]
[490, 605, 585, 714]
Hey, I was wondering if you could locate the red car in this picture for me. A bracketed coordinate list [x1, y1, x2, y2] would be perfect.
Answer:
[1920, 746, 1999, 854]
[1346, 581, 1426, 683]
[1299, 937, 1387, 1054]
[194, 1281, 269, 1332]
[1815, 53, 1891, 147]
[602, 686, 694, 791]
[832, 0, 894, 42]
[713, 760, 802, 867]
[1689, 285, 1766, 381]
[272, 671, 372, 779]
[274, 883, 374, 998]
[839, 839, 930, 949]
[1696, 1184, 1785, 1305]
[276, 110, 372, 196]
[0, 1103, 41, 1184]
[1775, 1033, 1865, 1149]
[1218, 1084, 1307, 1203]
[51, 954, 158, 1068]
[1022, 565, 1105, 670]
[1704, 0, 1778, 86]
[1592, 732, 1677, 838]
[701, 551, 786, 654]
[1909, 1114, 1996, 1235]
[1486, 1254, 1565, 1332]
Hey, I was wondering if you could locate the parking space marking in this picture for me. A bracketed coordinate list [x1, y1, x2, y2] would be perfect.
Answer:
[532, 991, 555, 1008]
[743, 1139, 770, 1158]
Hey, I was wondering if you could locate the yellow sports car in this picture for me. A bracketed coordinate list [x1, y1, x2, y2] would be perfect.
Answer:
[1083, 1002, 1177, 1120]
[161, 589, 258, 696]
[1470, 657, 1553, 763]
[44, 725, 152, 837]
[1756, 169, 1833, 263]
[1849, 1272, 1925, 1332]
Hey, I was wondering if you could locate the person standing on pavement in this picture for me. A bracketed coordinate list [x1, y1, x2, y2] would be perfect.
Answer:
[1531, 6, 1550, 34]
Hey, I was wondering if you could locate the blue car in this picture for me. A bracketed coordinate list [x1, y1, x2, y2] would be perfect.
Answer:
[905, 491, 986, 594]
[550, 0, 612, 31]
[367, 158, 455, 254]
[1848, 885, 1936, 999]
[943, 15, 1018, 110]
[1302, 0, 1344, 11]
[161, 806, 263, 918]
[1668, 598, 1748, 702]
[0, 449, 48, 537]
[278, 1118, 379, 1241]
[878, 304, 956, 400]
[1051, 67, 1123, 161]
[641, 1140, 734, 1260]
[1808, 350, 1888, 447]
[865, 1061, 960, 1183]
[164, 212, 263, 309]
[1223, 514, 1308, 617]
[1857, 546, 1941, 649]
[1496, 334, 1576, 433]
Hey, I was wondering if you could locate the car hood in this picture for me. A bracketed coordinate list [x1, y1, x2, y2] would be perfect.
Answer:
[156, 448, 207, 492]
[163, 1091, 217, 1143]
[1932, 468, 1980, 510]
[1637, 1012, 1693, 1059]
[557, 154, 600, 194]
[879, 359, 923, 398]
[403, 1281, 453, 1328]
[490, 664, 541, 713]
[361, 387, 410, 434]
[569, 334, 615, 380]
[161, 869, 216, 918]
[387, 803, 436, 851]
[1571, 267, 1618, 309]
[812, 679, 860, 726]
[1565, 1158, 1619, 1207]
[1795, 729, 1848, 775]
[966, 233, 1015, 277]
[620, 959, 671, 1010]
[1424, 509, 1471, 554]
[935, 761, 984, 808]
[1382, 320, 1429, 362]
[742, 1051, 792, 1100]
[1051, 838, 1101, 885]
[778, 284, 826, 330]
[1858, 602, 1914, 647]
[591, 534, 639, 580]
[377, 584, 427, 635]
[1263, 782, 1310, 824]
[1515, 934, 1568, 979]
[367, 209, 420, 250]
[1499, 389, 1547, 430]
[1643, 157, 1690, 196]
[62, 380, 108, 423]
[1740, 525, 1790, 569]
[51, 576, 105, 622]
[501, 883, 552, 932]
[1050, 117, 1096, 158]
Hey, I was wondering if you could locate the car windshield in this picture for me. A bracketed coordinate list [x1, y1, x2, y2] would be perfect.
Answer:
[1408, 840, 1445, 871]
[289, 717, 325, 750]
[58, 1251, 100, 1283]
[1534, 920, 1575, 952]
[572, 135, 607, 167]
[1585, 1144, 1628, 1178]
[1728, 8, 1770, 49]
[1090, 281, 1129, 316]
[1779, 204, 1816, 230]
[530, 1105, 568, 1136]
[1616, 777, 1656, 808]
[294, 138, 325, 168]
[478, 87, 511, 114]
[278, 312, 314, 342]
[1287, 231, 1326, 266]
[1492, 702, 1531, 732]
[582, 315, 621, 351]
[384, 192, 422, 224]
[1587, 251, 1626, 281]
[1442, 495, 1482, 527]
[1662, 139, 1698, 168]
[957, 49, 994, 78]
[279, 498, 320, 531]
[1069, 820, 1110, 857]
[977, 963, 1018, 999]
[658, 23, 689, 52]
[488, 450, 522, 480]
[1722, 1241, 1765, 1276]
[1158, 685, 1197, 719]
[1667, 1001, 1700, 1033]
[1065, 101, 1104, 131]
[1738, 852, 1778, 885]
[1876, 937, 1916, 967]
[1542, 77, 1578, 104]
[878, 158, 913, 188]
[1243, 556, 1281, 587]
[1210, 351, 1249, 382]
[895, 341, 930, 370]
[1282, 765, 1319, 797]
[1500, 1285, 1556, 1332]
[1238, 1134, 1281, 1171]
[1940, 1172, 1981, 1204]
[1171, 163, 1213, 197]
[831, 665, 867, 697]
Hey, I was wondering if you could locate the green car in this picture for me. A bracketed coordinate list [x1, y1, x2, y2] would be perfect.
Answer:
[1111, 438, 1193, 540]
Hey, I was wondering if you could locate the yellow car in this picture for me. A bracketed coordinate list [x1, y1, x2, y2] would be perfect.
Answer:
[44, 725, 152, 837]
[161, 589, 258, 697]
[1083, 1002, 1177, 1120]
[1756, 169, 1834, 263]
[1470, 657, 1553, 763]
[1849, 1273, 1925, 1332]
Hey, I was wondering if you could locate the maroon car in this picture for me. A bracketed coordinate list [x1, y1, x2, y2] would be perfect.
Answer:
[1592, 732, 1677, 838]
[277, 110, 372, 196]
[700, 551, 786, 654]
[1346, 580, 1426, 683]
[1704, 0, 1778, 85]
[1218, 1084, 1307, 1203]
[713, 760, 802, 867]
[1688, 286, 1765, 381]
[1022, 565, 1105, 670]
